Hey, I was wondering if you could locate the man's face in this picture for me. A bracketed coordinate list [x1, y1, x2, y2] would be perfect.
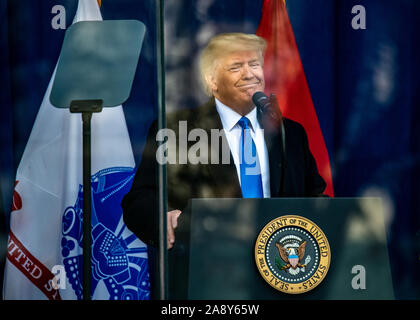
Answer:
[210, 50, 265, 114]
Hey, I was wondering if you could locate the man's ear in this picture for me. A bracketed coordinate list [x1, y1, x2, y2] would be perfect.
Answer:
[206, 74, 218, 93]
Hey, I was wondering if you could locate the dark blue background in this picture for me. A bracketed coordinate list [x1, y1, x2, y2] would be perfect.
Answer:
[1, 0, 419, 299]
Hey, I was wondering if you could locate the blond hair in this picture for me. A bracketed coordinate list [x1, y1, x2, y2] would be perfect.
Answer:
[199, 33, 267, 96]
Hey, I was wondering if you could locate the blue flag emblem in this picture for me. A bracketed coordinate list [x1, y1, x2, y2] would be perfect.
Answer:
[61, 167, 150, 300]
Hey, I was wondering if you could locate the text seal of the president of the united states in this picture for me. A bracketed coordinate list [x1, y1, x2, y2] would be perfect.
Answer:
[255, 215, 331, 294]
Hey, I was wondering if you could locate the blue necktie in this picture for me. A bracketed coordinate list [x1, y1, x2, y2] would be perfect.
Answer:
[237, 117, 263, 198]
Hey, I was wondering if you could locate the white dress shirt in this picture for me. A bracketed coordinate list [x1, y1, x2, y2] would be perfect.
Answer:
[215, 98, 271, 198]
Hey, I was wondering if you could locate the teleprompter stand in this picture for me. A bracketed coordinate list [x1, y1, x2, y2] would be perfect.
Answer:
[70, 99, 102, 300]
[49, 20, 145, 300]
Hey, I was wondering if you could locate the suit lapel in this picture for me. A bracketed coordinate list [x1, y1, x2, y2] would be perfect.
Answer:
[267, 133, 283, 197]
[258, 111, 283, 197]
[196, 99, 242, 197]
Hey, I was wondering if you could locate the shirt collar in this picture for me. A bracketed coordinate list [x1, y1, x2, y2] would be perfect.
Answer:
[215, 98, 258, 132]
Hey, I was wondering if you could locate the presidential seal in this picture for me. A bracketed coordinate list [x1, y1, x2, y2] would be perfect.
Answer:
[255, 215, 330, 294]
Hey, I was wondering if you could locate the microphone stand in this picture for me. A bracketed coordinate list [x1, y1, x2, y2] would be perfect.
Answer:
[255, 93, 287, 195]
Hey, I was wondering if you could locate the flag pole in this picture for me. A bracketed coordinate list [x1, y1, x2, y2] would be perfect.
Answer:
[156, 0, 168, 300]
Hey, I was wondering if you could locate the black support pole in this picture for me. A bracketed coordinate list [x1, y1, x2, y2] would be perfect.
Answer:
[156, 0, 168, 300]
[82, 111, 92, 301]
[70, 99, 103, 301]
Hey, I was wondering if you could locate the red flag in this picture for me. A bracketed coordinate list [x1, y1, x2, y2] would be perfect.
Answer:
[257, 0, 334, 197]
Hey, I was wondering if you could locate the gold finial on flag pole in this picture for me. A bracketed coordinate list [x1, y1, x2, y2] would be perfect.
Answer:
[97, 0, 101, 7]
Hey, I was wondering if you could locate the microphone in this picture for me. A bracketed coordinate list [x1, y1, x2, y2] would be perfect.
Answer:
[252, 91, 282, 125]
[252, 91, 271, 114]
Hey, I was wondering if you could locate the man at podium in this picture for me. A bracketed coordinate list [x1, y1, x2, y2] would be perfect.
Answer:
[121, 33, 326, 248]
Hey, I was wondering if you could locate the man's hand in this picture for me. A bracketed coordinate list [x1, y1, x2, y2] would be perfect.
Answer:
[167, 209, 182, 249]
